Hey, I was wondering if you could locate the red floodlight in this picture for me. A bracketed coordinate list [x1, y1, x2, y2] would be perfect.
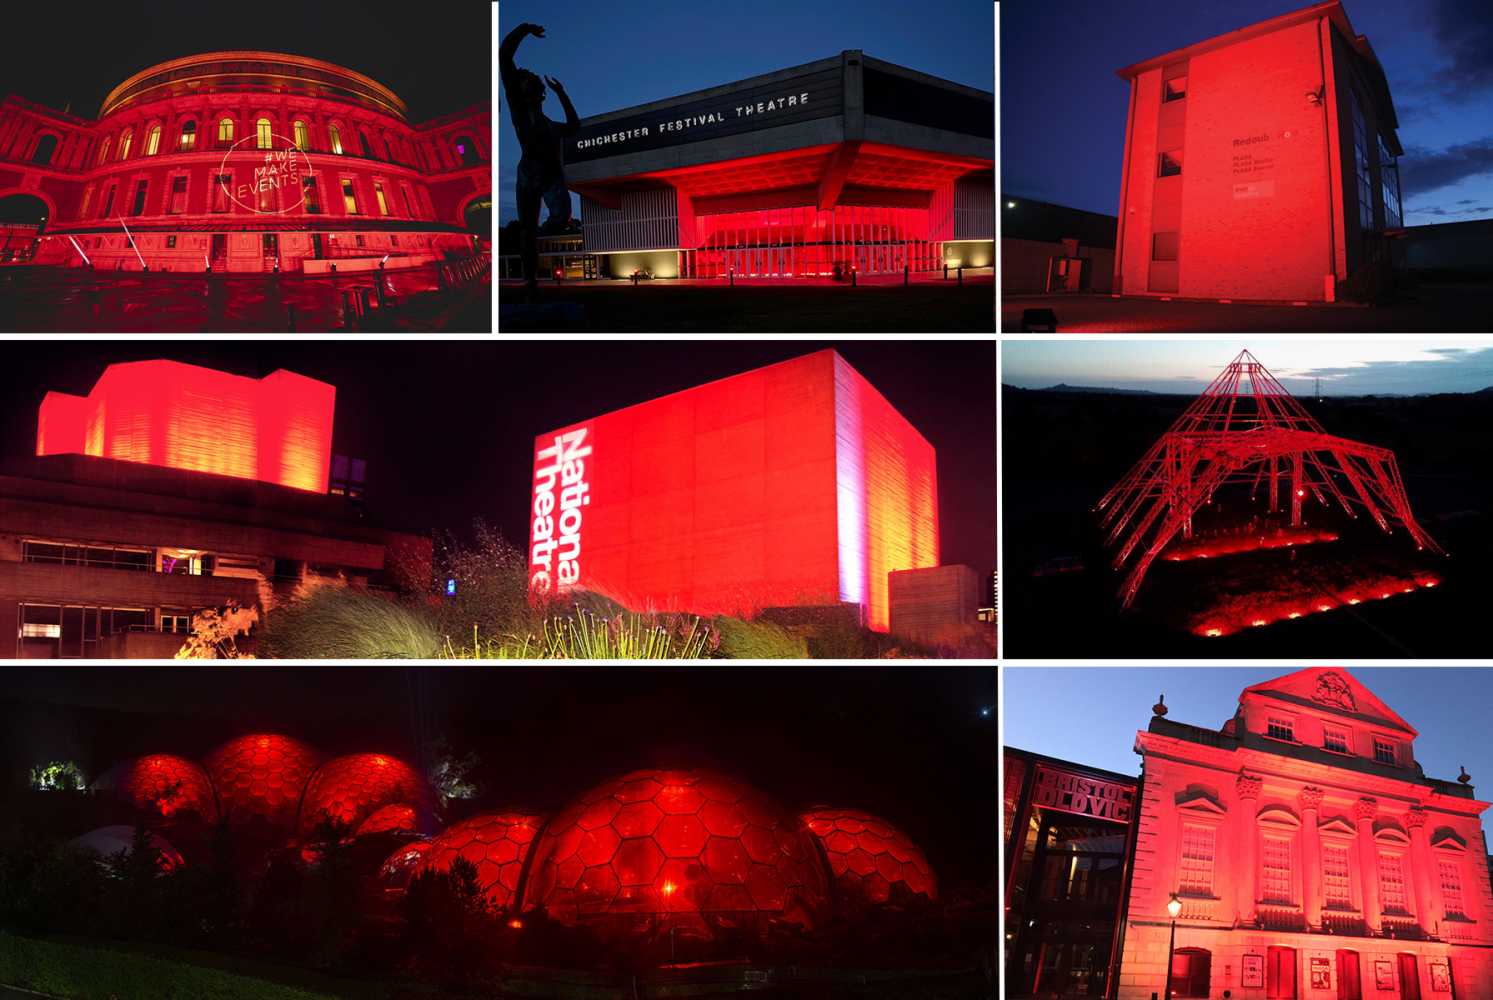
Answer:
[1097, 350, 1443, 608]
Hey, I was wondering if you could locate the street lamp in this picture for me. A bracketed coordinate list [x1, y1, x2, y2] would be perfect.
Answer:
[1165, 892, 1183, 1000]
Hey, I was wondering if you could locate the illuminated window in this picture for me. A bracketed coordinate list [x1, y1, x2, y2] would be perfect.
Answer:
[1178, 824, 1215, 895]
[179, 120, 196, 150]
[256, 117, 272, 150]
[359, 131, 372, 158]
[342, 178, 359, 214]
[1158, 150, 1183, 177]
[1164, 76, 1188, 102]
[1373, 738, 1396, 765]
[374, 181, 389, 216]
[145, 124, 160, 156]
[1379, 852, 1407, 913]
[293, 120, 308, 150]
[118, 128, 132, 159]
[97, 136, 112, 164]
[329, 123, 343, 155]
[168, 175, 187, 215]
[1169, 948, 1210, 999]
[258, 178, 275, 213]
[301, 175, 320, 214]
[1323, 844, 1353, 909]
[1261, 835, 1292, 903]
[211, 173, 230, 213]
[1324, 727, 1350, 753]
[161, 613, 191, 634]
[102, 184, 116, 217]
[1266, 717, 1295, 742]
[131, 179, 148, 216]
[1440, 858, 1465, 917]
[218, 117, 234, 144]
[79, 187, 93, 217]
[1152, 232, 1179, 262]
[454, 134, 480, 166]
[31, 134, 58, 165]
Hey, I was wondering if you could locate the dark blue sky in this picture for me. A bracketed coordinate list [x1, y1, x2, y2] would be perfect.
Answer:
[1005, 668, 1493, 826]
[498, 0, 994, 224]
[1001, 0, 1493, 226]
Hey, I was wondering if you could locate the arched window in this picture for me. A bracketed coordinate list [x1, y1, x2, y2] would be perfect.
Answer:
[117, 128, 132, 160]
[97, 135, 112, 164]
[358, 131, 372, 158]
[30, 134, 58, 165]
[293, 120, 308, 151]
[454, 135, 480, 167]
[328, 123, 343, 155]
[179, 120, 196, 150]
[145, 124, 161, 156]
[256, 117, 273, 150]
[1169, 949, 1211, 999]
[218, 117, 234, 144]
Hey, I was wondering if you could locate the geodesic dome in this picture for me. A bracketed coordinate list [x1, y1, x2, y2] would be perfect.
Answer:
[71, 825, 185, 872]
[524, 768, 827, 927]
[379, 839, 434, 891]
[356, 803, 420, 838]
[416, 811, 545, 909]
[204, 734, 321, 829]
[114, 754, 218, 823]
[800, 808, 937, 905]
[297, 753, 432, 837]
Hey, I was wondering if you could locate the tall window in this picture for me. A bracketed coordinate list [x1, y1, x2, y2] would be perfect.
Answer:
[101, 184, 116, 218]
[211, 174, 230, 213]
[117, 128, 132, 159]
[1324, 728, 1350, 754]
[79, 186, 93, 218]
[1179, 824, 1215, 895]
[328, 123, 343, 155]
[374, 181, 390, 216]
[168, 175, 187, 215]
[358, 131, 372, 158]
[401, 184, 416, 218]
[258, 178, 274, 213]
[145, 124, 160, 156]
[1351, 91, 1375, 232]
[31, 134, 57, 165]
[293, 120, 308, 151]
[179, 120, 196, 150]
[97, 136, 112, 164]
[455, 135, 480, 166]
[256, 117, 272, 150]
[341, 178, 359, 214]
[1379, 135, 1402, 230]
[131, 179, 148, 216]
[1267, 717, 1295, 742]
[1158, 149, 1183, 177]
[217, 117, 234, 145]
[1170, 948, 1211, 999]
[1439, 859, 1465, 918]
[1378, 852, 1407, 913]
[1261, 835, 1293, 904]
[301, 175, 320, 214]
[1373, 739, 1397, 765]
[1323, 844, 1353, 909]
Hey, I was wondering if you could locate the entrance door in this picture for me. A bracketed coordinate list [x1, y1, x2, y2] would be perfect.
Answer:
[1399, 955, 1421, 1000]
[1337, 951, 1361, 1000]
[1267, 946, 1297, 1000]
[312, 233, 324, 259]
[210, 234, 227, 271]
[262, 233, 279, 271]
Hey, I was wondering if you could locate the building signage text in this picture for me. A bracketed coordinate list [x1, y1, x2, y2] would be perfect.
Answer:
[530, 426, 592, 596]
[1032, 766, 1134, 823]
[576, 92, 814, 153]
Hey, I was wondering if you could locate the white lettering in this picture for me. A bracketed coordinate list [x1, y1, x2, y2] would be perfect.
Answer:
[530, 427, 592, 595]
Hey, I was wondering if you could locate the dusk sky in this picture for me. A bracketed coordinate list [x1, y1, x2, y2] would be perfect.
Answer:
[498, 0, 993, 224]
[1002, 0, 1493, 226]
[1004, 668, 1493, 823]
[1002, 339, 1493, 395]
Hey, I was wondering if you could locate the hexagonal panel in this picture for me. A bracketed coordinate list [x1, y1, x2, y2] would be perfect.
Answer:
[799, 807, 938, 905]
[297, 753, 431, 837]
[204, 734, 320, 829]
[416, 811, 545, 909]
[115, 754, 217, 823]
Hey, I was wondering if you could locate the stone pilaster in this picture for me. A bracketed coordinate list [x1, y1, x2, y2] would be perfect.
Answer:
[1355, 797, 1383, 932]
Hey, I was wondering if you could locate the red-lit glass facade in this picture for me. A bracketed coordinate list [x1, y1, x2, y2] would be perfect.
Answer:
[801, 808, 937, 905]
[527, 350, 937, 631]
[116, 753, 219, 823]
[297, 753, 433, 837]
[37, 360, 335, 493]
[416, 811, 546, 908]
[204, 734, 322, 830]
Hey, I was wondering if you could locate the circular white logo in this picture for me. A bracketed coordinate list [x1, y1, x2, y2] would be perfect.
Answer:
[217, 132, 309, 215]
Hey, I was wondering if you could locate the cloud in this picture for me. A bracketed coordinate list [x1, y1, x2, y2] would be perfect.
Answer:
[1399, 137, 1493, 198]
[1428, 0, 1493, 96]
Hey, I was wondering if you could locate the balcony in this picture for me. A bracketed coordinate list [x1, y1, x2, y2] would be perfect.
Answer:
[1255, 902, 1307, 931]
[0, 559, 259, 609]
[1320, 909, 1367, 936]
[1380, 912, 1426, 940]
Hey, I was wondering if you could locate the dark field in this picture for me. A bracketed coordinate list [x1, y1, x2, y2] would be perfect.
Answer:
[1002, 387, 1493, 658]
[500, 276, 994, 332]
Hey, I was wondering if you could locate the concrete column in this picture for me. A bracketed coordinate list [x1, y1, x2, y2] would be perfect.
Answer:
[1237, 772, 1263, 926]
[1300, 787, 1324, 929]
[1356, 797, 1383, 933]
[1405, 808, 1439, 931]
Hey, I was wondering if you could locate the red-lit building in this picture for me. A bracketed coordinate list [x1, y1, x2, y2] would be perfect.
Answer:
[1005, 668, 1493, 1000]
[527, 350, 939, 632]
[1114, 2, 1402, 302]
[0, 51, 488, 273]
[562, 50, 992, 279]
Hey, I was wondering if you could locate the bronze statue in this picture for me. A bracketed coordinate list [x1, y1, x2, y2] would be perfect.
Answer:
[500, 22, 580, 296]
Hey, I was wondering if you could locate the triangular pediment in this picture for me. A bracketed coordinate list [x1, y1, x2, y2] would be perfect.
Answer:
[1241, 667, 1417, 737]
[1319, 816, 1357, 837]
[1176, 786, 1227, 815]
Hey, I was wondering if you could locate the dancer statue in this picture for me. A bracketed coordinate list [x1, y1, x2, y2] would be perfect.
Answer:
[500, 22, 580, 297]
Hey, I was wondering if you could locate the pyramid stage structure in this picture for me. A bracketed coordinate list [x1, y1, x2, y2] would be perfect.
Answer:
[1096, 350, 1444, 609]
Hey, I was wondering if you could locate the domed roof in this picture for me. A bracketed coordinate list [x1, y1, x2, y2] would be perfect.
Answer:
[204, 734, 321, 829]
[297, 753, 433, 837]
[416, 811, 545, 909]
[379, 839, 434, 891]
[800, 808, 937, 904]
[356, 803, 421, 838]
[71, 825, 185, 872]
[114, 754, 218, 823]
[525, 768, 827, 926]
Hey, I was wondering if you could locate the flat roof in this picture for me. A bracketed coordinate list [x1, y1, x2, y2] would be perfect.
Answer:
[1115, 1, 1378, 79]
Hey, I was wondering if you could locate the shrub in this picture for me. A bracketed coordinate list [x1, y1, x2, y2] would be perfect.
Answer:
[711, 616, 808, 659]
[258, 588, 440, 659]
[443, 607, 717, 659]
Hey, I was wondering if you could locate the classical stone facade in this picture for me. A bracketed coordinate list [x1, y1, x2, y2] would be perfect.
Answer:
[0, 52, 489, 273]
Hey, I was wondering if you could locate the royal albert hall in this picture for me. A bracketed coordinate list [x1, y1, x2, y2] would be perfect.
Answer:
[0, 51, 489, 273]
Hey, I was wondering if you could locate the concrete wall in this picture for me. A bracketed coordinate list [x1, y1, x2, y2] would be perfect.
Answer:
[888, 564, 979, 645]
[1004, 237, 1114, 294]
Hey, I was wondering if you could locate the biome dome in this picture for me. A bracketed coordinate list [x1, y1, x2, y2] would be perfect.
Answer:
[380, 839, 434, 891]
[71, 825, 185, 872]
[116, 754, 218, 823]
[415, 811, 545, 909]
[297, 753, 432, 837]
[800, 808, 937, 904]
[356, 803, 421, 838]
[205, 734, 321, 829]
[525, 769, 827, 926]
